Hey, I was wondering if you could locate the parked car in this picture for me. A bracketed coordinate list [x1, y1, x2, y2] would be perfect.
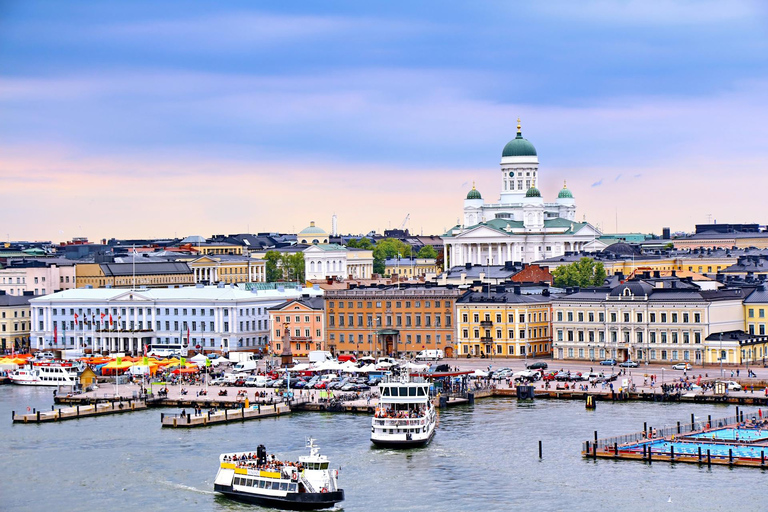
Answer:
[233, 376, 248, 387]
[367, 377, 382, 387]
[619, 360, 639, 368]
[554, 371, 572, 381]
[599, 359, 617, 366]
[672, 363, 692, 370]
[526, 361, 548, 370]
[328, 378, 349, 390]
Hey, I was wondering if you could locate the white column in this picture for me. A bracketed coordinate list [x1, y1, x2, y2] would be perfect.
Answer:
[497, 243, 502, 264]
[443, 244, 448, 269]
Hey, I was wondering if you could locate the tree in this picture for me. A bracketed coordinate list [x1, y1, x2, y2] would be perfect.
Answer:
[552, 257, 606, 288]
[416, 245, 438, 259]
[265, 251, 282, 282]
[372, 238, 412, 275]
[281, 253, 305, 283]
[346, 237, 374, 250]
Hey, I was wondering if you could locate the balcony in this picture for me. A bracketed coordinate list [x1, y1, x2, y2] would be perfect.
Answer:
[480, 336, 493, 342]
[480, 321, 493, 327]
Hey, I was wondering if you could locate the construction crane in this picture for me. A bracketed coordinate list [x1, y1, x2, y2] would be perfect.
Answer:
[399, 214, 410, 231]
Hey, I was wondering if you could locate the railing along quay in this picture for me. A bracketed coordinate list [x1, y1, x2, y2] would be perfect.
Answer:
[161, 402, 292, 428]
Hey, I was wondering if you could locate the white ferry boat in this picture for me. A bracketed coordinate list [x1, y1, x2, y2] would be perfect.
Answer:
[8, 363, 83, 386]
[213, 438, 344, 510]
[371, 374, 437, 448]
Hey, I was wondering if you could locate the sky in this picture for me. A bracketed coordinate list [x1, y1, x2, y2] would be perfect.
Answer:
[1, 0, 767, 242]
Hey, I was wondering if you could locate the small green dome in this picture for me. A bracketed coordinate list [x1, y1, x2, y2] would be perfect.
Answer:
[525, 186, 541, 198]
[558, 186, 573, 199]
[466, 185, 482, 200]
[502, 119, 537, 157]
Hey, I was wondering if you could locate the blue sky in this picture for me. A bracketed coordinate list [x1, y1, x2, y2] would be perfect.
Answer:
[1, 1, 767, 240]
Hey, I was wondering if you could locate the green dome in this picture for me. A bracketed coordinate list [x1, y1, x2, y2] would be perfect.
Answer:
[298, 221, 327, 235]
[466, 185, 482, 200]
[525, 186, 541, 198]
[502, 120, 537, 157]
[558, 187, 573, 199]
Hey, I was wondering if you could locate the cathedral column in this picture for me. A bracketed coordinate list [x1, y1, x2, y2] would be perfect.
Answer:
[498, 244, 503, 264]
[443, 244, 448, 270]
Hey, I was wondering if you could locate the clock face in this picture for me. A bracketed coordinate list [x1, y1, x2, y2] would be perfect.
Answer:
[509, 171, 514, 177]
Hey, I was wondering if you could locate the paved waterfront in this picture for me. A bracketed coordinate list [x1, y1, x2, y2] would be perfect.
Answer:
[3, 383, 768, 512]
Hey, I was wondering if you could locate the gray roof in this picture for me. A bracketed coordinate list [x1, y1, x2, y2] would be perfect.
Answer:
[100, 262, 192, 276]
[744, 285, 768, 304]
[0, 293, 32, 307]
[268, 296, 325, 311]
[457, 289, 555, 305]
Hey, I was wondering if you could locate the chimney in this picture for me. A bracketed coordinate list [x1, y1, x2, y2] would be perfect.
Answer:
[465, 263, 472, 270]
[513, 285, 521, 295]
[653, 270, 660, 278]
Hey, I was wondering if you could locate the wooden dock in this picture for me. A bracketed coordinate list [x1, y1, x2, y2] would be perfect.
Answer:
[12, 400, 147, 424]
[160, 403, 291, 428]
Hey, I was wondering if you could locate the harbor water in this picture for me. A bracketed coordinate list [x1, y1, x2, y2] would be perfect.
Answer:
[2, 386, 765, 511]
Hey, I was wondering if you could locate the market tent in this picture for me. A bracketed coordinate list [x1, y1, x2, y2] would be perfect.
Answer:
[171, 367, 199, 374]
[189, 354, 208, 365]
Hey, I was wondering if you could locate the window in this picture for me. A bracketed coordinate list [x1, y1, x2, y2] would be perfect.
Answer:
[636, 313, 643, 323]
[683, 313, 689, 323]
[671, 313, 678, 323]
[610, 313, 617, 322]
[557, 311, 563, 322]
[623, 313, 630, 323]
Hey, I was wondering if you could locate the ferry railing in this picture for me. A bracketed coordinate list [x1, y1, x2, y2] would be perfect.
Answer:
[299, 475, 316, 493]
[372, 417, 426, 427]
[587, 408, 768, 451]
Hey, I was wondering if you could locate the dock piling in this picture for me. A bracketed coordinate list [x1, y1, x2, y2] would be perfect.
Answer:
[729, 448, 733, 464]
[677, 421, 680, 434]
[670, 445, 675, 461]
[614, 442, 618, 459]
[698, 446, 702, 462]
[538, 440, 542, 459]
[691, 413, 695, 429]
[707, 449, 711, 467]
[762, 451, 765, 466]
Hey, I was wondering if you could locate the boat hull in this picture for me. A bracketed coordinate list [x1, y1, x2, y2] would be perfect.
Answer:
[371, 424, 436, 448]
[214, 485, 344, 510]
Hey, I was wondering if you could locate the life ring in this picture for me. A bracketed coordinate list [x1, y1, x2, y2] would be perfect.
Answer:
[321, 487, 328, 493]
[291, 473, 298, 481]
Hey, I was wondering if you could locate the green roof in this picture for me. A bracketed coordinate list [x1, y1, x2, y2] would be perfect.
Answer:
[502, 122, 537, 157]
[298, 221, 327, 235]
[558, 186, 573, 199]
[466, 186, 482, 200]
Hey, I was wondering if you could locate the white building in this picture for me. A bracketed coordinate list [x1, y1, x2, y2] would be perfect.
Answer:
[442, 120, 600, 266]
[304, 245, 374, 281]
[29, 284, 323, 355]
[0, 261, 76, 296]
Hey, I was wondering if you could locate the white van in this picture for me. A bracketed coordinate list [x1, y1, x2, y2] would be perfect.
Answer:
[415, 350, 443, 361]
[245, 375, 268, 387]
[232, 360, 258, 373]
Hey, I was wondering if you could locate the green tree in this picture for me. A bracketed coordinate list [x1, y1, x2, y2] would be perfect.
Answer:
[416, 245, 438, 259]
[373, 238, 412, 275]
[552, 257, 606, 288]
[346, 237, 374, 250]
[281, 253, 305, 283]
[265, 251, 282, 282]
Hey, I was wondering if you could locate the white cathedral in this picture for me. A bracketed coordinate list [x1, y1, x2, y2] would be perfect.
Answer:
[441, 120, 600, 266]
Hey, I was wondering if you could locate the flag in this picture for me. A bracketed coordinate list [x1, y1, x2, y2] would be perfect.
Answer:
[109, 314, 113, 326]
[205, 357, 211, 368]
[54, 323, 58, 344]
[116, 356, 122, 365]
[142, 356, 148, 365]
[180, 357, 186, 365]
[187, 327, 190, 344]
[100, 313, 106, 322]
[144, 344, 148, 356]
[74, 312, 79, 324]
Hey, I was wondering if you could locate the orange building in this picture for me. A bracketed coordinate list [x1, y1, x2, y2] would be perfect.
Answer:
[268, 296, 325, 357]
[325, 284, 466, 358]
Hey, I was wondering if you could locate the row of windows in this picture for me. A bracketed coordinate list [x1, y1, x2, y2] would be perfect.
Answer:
[329, 313, 451, 328]
[747, 308, 767, 318]
[274, 328, 321, 338]
[559, 347, 702, 361]
[46, 320, 235, 332]
[460, 311, 548, 324]
[463, 343, 549, 355]
[45, 307, 265, 318]
[329, 300, 444, 309]
[273, 315, 322, 323]
[556, 311, 702, 324]
[461, 327, 548, 340]
[0, 311, 25, 318]
[556, 329, 702, 344]
[747, 324, 767, 335]
[329, 333, 452, 344]
[0, 322, 26, 332]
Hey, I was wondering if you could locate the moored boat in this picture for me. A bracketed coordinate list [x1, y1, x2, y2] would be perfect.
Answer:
[213, 438, 344, 510]
[8, 362, 83, 386]
[371, 373, 437, 448]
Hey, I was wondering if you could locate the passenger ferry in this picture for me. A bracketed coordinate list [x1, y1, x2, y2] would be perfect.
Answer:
[8, 363, 83, 386]
[213, 438, 344, 510]
[371, 374, 437, 448]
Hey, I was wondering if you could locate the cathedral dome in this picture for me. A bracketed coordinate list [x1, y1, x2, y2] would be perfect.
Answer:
[558, 182, 573, 199]
[502, 119, 537, 157]
[298, 221, 326, 236]
[466, 185, 482, 200]
[525, 186, 541, 198]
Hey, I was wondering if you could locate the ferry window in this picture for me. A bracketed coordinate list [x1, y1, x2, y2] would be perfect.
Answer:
[290, 484, 297, 492]
[258, 480, 266, 488]
[280, 482, 288, 491]
[417, 387, 426, 396]
[382, 388, 390, 396]
[321, 463, 329, 469]
[409, 387, 417, 396]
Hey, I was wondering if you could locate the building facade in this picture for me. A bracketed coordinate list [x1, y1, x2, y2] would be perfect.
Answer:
[29, 284, 322, 356]
[304, 244, 374, 281]
[0, 292, 32, 352]
[324, 284, 465, 358]
[75, 262, 195, 289]
[456, 286, 552, 359]
[186, 256, 266, 284]
[0, 261, 76, 296]
[384, 257, 439, 279]
[268, 296, 325, 357]
[552, 279, 746, 365]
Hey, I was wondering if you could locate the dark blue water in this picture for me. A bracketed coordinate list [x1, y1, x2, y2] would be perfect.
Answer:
[2, 386, 765, 511]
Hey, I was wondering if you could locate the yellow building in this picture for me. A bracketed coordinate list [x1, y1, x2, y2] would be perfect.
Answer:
[185, 256, 266, 284]
[188, 242, 244, 256]
[745, 285, 768, 339]
[384, 257, 439, 279]
[0, 293, 32, 352]
[75, 262, 195, 289]
[456, 285, 552, 359]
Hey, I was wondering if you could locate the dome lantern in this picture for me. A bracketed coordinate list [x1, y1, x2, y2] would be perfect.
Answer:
[502, 118, 538, 157]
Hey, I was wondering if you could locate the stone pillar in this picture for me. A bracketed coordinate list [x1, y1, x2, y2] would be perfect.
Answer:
[443, 244, 448, 270]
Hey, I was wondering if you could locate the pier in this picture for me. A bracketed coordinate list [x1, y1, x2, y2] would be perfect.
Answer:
[161, 402, 291, 428]
[12, 399, 147, 424]
[583, 407, 768, 468]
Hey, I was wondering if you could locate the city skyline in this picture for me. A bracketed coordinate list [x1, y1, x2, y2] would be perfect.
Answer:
[2, 1, 767, 242]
